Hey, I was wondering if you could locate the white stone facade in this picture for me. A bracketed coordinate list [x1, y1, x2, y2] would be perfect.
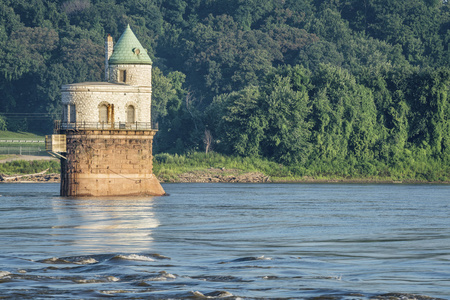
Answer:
[61, 65, 152, 127]
[108, 64, 152, 86]
[61, 82, 151, 126]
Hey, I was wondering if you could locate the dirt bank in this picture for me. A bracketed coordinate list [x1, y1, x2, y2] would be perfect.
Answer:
[1, 168, 270, 184]
[160, 168, 271, 183]
[2, 169, 449, 184]
[0, 173, 60, 183]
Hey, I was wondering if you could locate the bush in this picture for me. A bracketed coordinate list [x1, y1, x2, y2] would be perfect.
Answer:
[151, 151, 449, 183]
[0, 160, 60, 175]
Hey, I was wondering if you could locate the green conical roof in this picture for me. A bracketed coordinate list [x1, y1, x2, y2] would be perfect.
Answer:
[108, 24, 152, 65]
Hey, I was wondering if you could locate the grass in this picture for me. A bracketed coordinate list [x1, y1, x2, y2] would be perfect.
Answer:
[153, 152, 450, 183]
[0, 154, 15, 160]
[0, 160, 60, 175]
[1, 150, 448, 183]
[153, 152, 284, 182]
[0, 130, 45, 140]
[0, 131, 47, 156]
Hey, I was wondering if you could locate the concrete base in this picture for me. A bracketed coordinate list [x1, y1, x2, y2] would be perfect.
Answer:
[60, 129, 165, 197]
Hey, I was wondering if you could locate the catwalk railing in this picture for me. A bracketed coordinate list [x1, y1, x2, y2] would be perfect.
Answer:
[54, 121, 158, 131]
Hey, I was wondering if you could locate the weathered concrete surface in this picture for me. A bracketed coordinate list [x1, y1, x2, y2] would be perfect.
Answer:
[61, 129, 165, 197]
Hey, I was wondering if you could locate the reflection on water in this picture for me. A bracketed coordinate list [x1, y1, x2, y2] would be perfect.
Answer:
[51, 197, 160, 253]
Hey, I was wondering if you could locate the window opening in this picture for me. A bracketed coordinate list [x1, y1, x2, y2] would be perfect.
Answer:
[69, 104, 76, 123]
[127, 105, 135, 123]
[63, 105, 68, 123]
[99, 104, 108, 123]
[119, 70, 127, 83]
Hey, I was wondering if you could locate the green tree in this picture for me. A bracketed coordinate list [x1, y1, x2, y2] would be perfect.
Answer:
[152, 67, 186, 122]
[211, 86, 267, 157]
[407, 68, 450, 156]
[0, 26, 58, 81]
[260, 66, 312, 164]
[310, 64, 379, 162]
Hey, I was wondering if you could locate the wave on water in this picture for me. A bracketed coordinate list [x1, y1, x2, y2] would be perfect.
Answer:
[219, 255, 272, 264]
[71, 276, 120, 284]
[191, 290, 234, 298]
[191, 275, 249, 283]
[144, 270, 177, 281]
[36, 253, 171, 266]
[38, 256, 98, 265]
[114, 254, 156, 262]
[0, 271, 11, 278]
[112, 253, 170, 262]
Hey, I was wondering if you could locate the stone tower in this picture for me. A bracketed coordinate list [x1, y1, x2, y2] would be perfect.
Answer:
[51, 25, 165, 197]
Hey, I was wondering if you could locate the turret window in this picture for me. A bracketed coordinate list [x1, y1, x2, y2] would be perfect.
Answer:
[119, 70, 127, 83]
[69, 104, 76, 123]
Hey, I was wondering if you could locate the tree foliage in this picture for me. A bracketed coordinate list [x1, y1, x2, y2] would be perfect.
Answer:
[0, 0, 449, 177]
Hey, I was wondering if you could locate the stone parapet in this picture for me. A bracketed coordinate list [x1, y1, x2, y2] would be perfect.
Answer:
[56, 121, 157, 131]
[62, 82, 151, 93]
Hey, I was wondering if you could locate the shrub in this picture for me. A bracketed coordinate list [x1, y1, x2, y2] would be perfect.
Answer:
[0, 160, 60, 175]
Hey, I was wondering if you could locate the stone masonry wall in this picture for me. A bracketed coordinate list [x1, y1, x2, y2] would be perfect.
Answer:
[61, 84, 151, 124]
[61, 130, 165, 196]
[109, 64, 152, 87]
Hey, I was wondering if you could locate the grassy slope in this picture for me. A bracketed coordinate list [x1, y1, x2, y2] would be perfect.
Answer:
[0, 131, 45, 139]
[0, 131, 47, 157]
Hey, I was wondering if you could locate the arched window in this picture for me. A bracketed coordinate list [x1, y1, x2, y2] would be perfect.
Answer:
[99, 104, 108, 123]
[127, 105, 135, 123]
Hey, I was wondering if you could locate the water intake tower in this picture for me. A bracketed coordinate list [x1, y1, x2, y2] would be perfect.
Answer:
[47, 25, 165, 197]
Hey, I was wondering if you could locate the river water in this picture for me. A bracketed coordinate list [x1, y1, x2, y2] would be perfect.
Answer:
[0, 183, 448, 299]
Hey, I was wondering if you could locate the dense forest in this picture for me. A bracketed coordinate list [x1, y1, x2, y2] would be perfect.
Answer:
[1, 0, 449, 180]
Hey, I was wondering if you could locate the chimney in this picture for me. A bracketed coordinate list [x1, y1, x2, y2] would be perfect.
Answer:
[105, 34, 113, 81]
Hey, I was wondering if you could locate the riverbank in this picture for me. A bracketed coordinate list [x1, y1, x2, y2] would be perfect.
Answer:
[2, 168, 449, 184]
[158, 168, 450, 184]
[0, 172, 60, 183]
[1, 154, 449, 184]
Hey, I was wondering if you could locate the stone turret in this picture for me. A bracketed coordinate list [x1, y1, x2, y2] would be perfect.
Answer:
[107, 24, 152, 87]
[61, 25, 153, 128]
[50, 25, 165, 197]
